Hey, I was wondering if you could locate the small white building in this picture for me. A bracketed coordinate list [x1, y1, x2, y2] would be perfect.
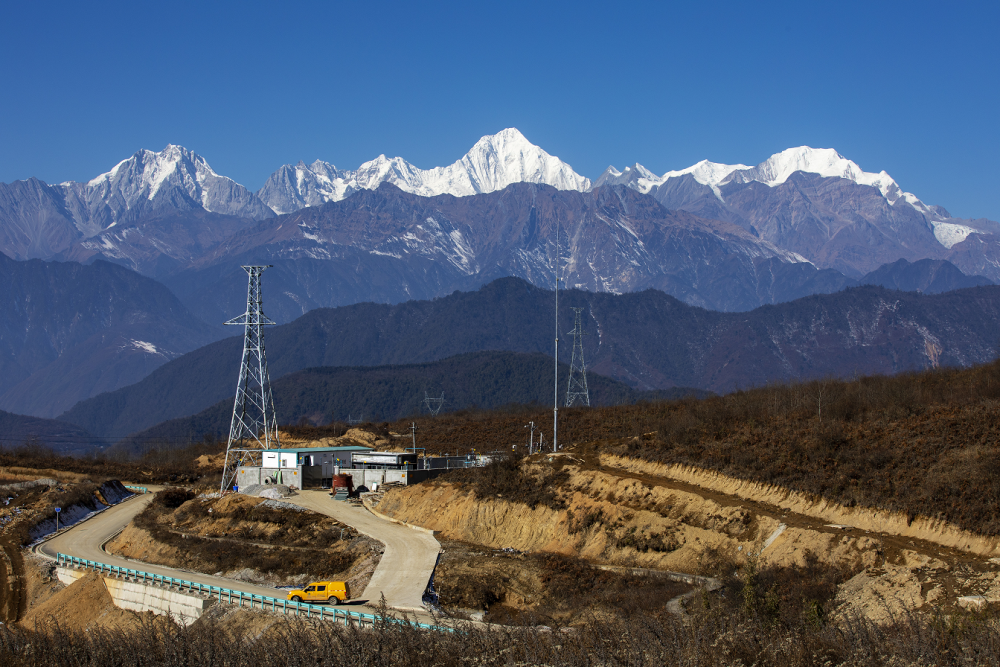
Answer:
[238, 445, 373, 489]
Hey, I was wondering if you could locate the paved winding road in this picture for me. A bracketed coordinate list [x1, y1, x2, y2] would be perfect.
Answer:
[37, 493, 286, 600]
[37, 488, 440, 615]
[286, 491, 440, 612]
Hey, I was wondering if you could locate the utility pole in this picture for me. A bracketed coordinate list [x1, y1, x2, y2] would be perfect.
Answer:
[553, 222, 559, 453]
[411, 422, 417, 450]
[565, 307, 590, 407]
[220, 266, 279, 495]
[525, 421, 536, 454]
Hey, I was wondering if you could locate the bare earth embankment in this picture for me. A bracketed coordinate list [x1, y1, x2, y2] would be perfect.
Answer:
[375, 447, 1000, 625]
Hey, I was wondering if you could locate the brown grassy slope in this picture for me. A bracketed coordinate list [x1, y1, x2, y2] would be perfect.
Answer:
[4, 587, 1000, 667]
[0, 438, 225, 485]
[356, 360, 1000, 537]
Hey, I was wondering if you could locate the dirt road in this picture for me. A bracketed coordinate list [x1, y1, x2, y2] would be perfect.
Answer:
[286, 491, 440, 612]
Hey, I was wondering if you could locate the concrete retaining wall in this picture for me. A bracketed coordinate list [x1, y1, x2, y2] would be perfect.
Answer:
[56, 567, 214, 626]
[56, 567, 86, 586]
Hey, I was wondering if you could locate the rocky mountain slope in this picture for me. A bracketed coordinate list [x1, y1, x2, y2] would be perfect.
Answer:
[164, 182, 818, 323]
[0, 255, 220, 418]
[59, 277, 1000, 440]
[4, 131, 999, 319]
[597, 146, 1000, 280]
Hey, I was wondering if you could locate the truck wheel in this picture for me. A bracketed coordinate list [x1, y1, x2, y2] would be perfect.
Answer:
[291, 595, 303, 603]
[328, 596, 341, 604]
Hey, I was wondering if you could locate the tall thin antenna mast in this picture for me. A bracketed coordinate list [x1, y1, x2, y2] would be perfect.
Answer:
[553, 221, 559, 453]
[565, 307, 590, 407]
[220, 265, 279, 494]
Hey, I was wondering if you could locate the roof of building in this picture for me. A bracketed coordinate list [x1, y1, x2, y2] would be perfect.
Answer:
[263, 446, 373, 453]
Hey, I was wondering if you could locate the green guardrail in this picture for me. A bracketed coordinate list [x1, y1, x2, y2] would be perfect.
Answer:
[56, 553, 444, 631]
[124, 485, 149, 494]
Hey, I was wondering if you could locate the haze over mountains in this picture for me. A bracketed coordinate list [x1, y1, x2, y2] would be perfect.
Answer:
[0, 254, 219, 418]
[58, 277, 1000, 442]
[2, 129, 1000, 440]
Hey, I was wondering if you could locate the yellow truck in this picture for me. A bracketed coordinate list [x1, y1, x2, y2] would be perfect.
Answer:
[287, 581, 351, 605]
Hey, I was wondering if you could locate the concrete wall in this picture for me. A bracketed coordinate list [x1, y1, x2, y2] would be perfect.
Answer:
[103, 577, 215, 626]
[237, 466, 261, 486]
[57, 567, 215, 627]
[237, 466, 445, 490]
[346, 468, 446, 488]
[57, 567, 86, 586]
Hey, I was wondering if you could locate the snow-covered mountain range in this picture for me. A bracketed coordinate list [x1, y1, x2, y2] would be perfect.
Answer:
[2, 128, 999, 310]
[594, 146, 986, 249]
[3, 128, 989, 255]
[257, 128, 591, 214]
[3, 132, 1000, 422]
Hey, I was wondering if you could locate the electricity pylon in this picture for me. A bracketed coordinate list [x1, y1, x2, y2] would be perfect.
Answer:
[424, 391, 445, 416]
[220, 266, 280, 494]
[565, 307, 590, 407]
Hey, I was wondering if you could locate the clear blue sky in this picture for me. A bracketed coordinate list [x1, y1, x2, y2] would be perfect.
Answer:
[2, 0, 998, 220]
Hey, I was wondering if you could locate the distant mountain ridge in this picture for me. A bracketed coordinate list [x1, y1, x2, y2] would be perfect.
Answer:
[163, 182, 816, 324]
[2, 129, 1000, 327]
[115, 351, 701, 453]
[0, 254, 220, 418]
[596, 147, 1000, 278]
[0, 409, 101, 456]
[59, 277, 1000, 441]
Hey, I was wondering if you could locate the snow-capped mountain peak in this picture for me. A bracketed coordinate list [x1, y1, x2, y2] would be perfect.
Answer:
[596, 158, 751, 198]
[86, 144, 220, 205]
[62, 145, 273, 229]
[601, 146, 916, 206]
[726, 146, 899, 198]
[257, 128, 591, 213]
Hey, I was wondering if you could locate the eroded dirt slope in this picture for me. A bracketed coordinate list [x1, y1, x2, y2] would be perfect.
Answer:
[376, 447, 1000, 622]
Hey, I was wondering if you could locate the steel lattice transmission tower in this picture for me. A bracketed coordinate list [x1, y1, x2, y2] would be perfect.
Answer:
[220, 266, 280, 494]
[565, 307, 590, 407]
[424, 391, 445, 416]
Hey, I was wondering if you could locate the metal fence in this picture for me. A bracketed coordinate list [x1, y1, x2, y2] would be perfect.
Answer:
[56, 553, 444, 631]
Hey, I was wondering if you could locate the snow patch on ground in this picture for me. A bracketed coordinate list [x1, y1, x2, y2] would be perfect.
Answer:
[932, 221, 980, 249]
[131, 340, 160, 354]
